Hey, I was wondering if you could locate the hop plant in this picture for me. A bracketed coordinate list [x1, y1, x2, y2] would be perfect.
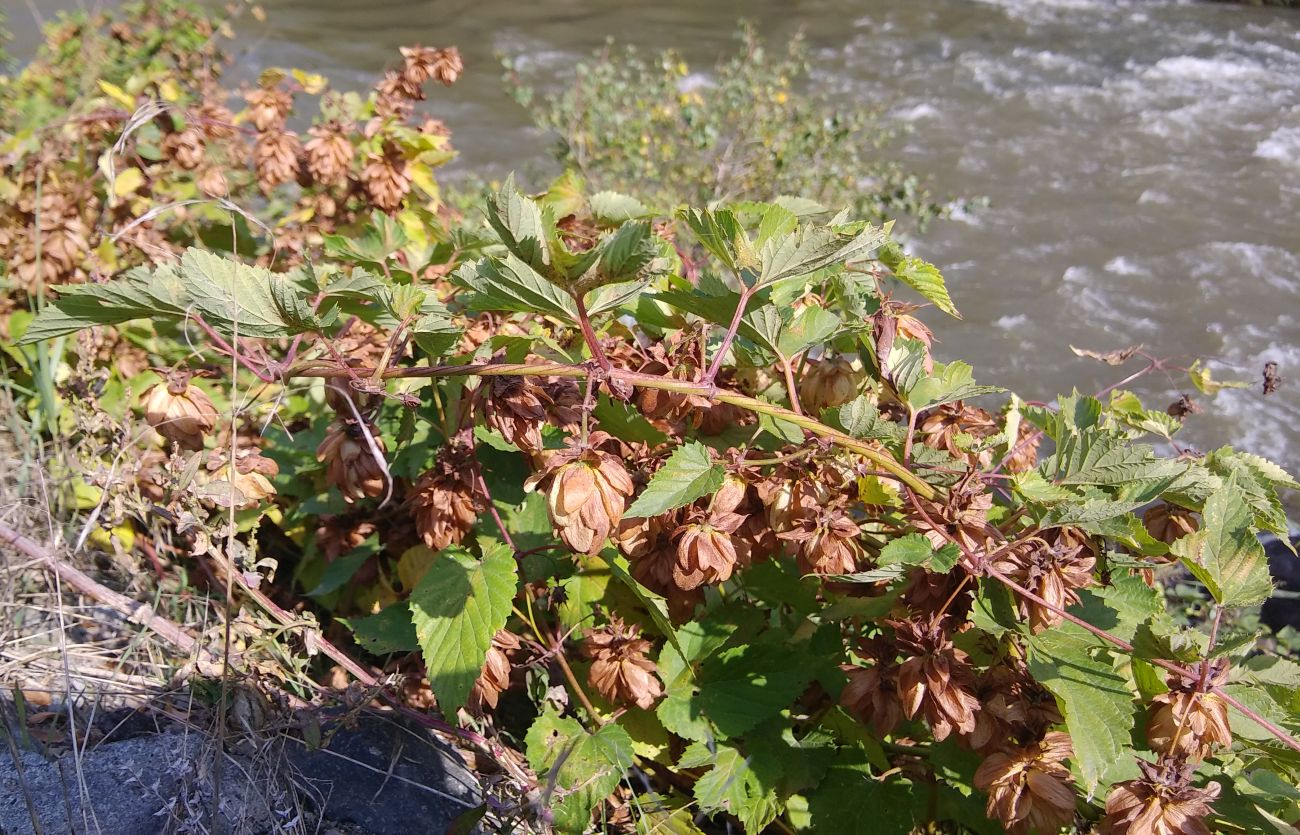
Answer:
[527, 431, 634, 555]
[142, 368, 219, 451]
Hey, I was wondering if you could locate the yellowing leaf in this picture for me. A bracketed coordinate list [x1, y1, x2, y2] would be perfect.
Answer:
[291, 68, 328, 94]
[1188, 359, 1250, 395]
[113, 167, 146, 198]
[396, 545, 437, 590]
[97, 80, 136, 109]
[157, 79, 182, 103]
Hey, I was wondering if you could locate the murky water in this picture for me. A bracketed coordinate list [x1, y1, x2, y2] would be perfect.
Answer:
[9, 0, 1300, 505]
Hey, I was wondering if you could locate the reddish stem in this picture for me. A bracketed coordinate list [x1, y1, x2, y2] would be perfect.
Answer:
[704, 284, 755, 385]
[573, 294, 612, 372]
[190, 315, 276, 382]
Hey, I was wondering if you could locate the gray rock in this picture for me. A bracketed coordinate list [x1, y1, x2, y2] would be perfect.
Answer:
[0, 715, 483, 835]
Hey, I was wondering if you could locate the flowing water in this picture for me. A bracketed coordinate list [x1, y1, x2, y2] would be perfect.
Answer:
[9, 0, 1300, 504]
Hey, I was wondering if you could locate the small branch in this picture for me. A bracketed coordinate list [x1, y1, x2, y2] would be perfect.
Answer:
[776, 350, 804, 416]
[704, 284, 754, 385]
[0, 521, 208, 660]
[553, 636, 601, 726]
[573, 294, 612, 373]
[190, 315, 276, 383]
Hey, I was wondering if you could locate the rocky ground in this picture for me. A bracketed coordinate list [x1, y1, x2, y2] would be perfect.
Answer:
[0, 713, 483, 835]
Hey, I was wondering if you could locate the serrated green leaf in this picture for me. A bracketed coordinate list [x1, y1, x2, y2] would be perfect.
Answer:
[757, 221, 886, 288]
[453, 252, 578, 322]
[1012, 471, 1077, 504]
[345, 603, 419, 655]
[1027, 628, 1137, 793]
[590, 190, 654, 224]
[805, 754, 914, 835]
[697, 632, 819, 737]
[1173, 473, 1273, 608]
[826, 395, 906, 443]
[777, 303, 840, 357]
[880, 242, 960, 318]
[526, 710, 633, 834]
[485, 175, 551, 273]
[409, 541, 518, 714]
[626, 442, 725, 517]
[905, 360, 1002, 410]
[680, 741, 782, 832]
[680, 207, 742, 272]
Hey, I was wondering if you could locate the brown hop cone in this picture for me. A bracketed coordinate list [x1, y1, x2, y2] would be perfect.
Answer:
[526, 431, 634, 555]
[893, 620, 981, 741]
[674, 509, 746, 590]
[484, 375, 552, 452]
[989, 527, 1096, 632]
[376, 69, 425, 106]
[401, 45, 463, 86]
[920, 401, 1000, 469]
[902, 567, 975, 629]
[304, 122, 355, 187]
[162, 128, 205, 170]
[1004, 420, 1041, 474]
[245, 86, 293, 132]
[542, 377, 584, 430]
[208, 449, 280, 508]
[840, 639, 905, 737]
[799, 357, 864, 417]
[912, 474, 996, 555]
[194, 101, 236, 140]
[1100, 758, 1222, 835]
[1146, 661, 1232, 762]
[408, 446, 481, 550]
[758, 469, 836, 534]
[582, 617, 664, 709]
[974, 732, 1078, 835]
[777, 505, 864, 575]
[362, 142, 411, 213]
[197, 166, 229, 198]
[316, 419, 388, 503]
[967, 662, 1063, 754]
[142, 369, 219, 451]
[1142, 503, 1199, 546]
[254, 130, 302, 189]
[469, 630, 521, 713]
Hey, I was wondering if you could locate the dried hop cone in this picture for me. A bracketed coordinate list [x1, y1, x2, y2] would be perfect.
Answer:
[316, 419, 388, 503]
[245, 86, 293, 132]
[582, 617, 664, 710]
[989, 527, 1096, 632]
[1146, 661, 1231, 762]
[484, 375, 552, 452]
[143, 369, 218, 451]
[798, 357, 864, 416]
[1142, 503, 1199, 546]
[526, 431, 634, 555]
[469, 630, 520, 713]
[974, 732, 1078, 835]
[408, 446, 481, 550]
[215, 450, 280, 508]
[361, 141, 411, 213]
[1100, 758, 1222, 835]
[400, 45, 463, 86]
[893, 620, 981, 741]
[673, 509, 746, 590]
[254, 130, 302, 189]
[304, 122, 355, 187]
[840, 639, 904, 738]
[777, 505, 864, 575]
[161, 128, 205, 170]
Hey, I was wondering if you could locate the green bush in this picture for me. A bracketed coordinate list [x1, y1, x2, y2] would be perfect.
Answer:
[503, 26, 967, 228]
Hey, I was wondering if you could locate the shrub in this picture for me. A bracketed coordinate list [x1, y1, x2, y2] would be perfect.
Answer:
[503, 26, 965, 228]
[0, 0, 463, 303]
[11, 174, 1300, 834]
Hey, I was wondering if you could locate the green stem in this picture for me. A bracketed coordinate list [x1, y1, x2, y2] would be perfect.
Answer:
[289, 360, 938, 500]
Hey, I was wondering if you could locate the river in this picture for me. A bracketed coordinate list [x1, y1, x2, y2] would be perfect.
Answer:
[9, 0, 1300, 508]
